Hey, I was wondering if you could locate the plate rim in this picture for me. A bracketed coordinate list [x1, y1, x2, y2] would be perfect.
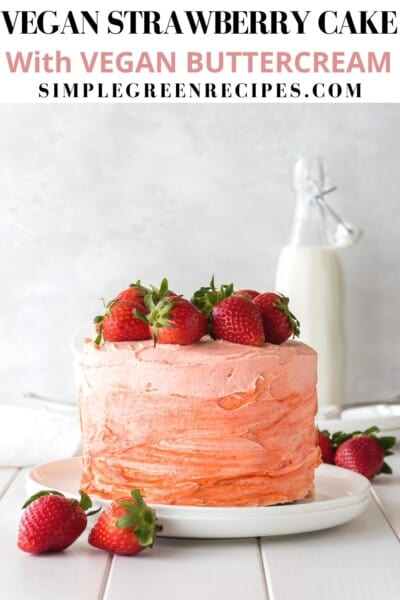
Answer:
[26, 456, 370, 515]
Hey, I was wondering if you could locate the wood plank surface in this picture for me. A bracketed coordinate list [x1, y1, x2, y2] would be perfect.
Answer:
[104, 537, 269, 600]
[371, 454, 400, 539]
[260, 495, 400, 600]
[0, 468, 18, 498]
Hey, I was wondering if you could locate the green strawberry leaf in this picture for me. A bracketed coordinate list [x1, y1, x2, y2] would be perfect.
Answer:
[131, 488, 147, 508]
[273, 294, 301, 338]
[363, 426, 380, 436]
[159, 278, 169, 299]
[78, 490, 92, 511]
[22, 489, 64, 509]
[115, 489, 163, 547]
[116, 514, 140, 529]
[191, 276, 234, 321]
[133, 308, 149, 324]
[331, 430, 355, 446]
[133, 527, 154, 547]
[117, 501, 139, 512]
[377, 436, 396, 453]
[86, 506, 102, 516]
[319, 429, 332, 438]
[379, 461, 393, 475]
[147, 278, 172, 305]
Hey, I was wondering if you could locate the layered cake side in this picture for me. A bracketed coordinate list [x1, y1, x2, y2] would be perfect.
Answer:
[79, 338, 319, 507]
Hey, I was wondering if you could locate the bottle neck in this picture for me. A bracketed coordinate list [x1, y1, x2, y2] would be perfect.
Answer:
[287, 157, 362, 249]
[289, 192, 330, 247]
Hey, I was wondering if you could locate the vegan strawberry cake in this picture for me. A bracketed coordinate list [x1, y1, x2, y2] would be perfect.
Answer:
[79, 278, 320, 507]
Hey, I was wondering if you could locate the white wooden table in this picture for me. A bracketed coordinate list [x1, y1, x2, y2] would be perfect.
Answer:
[1, 454, 400, 600]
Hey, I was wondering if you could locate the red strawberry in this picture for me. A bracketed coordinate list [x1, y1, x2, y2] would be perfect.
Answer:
[211, 295, 265, 347]
[142, 295, 207, 345]
[253, 292, 300, 344]
[117, 282, 147, 307]
[330, 426, 395, 479]
[18, 490, 98, 554]
[317, 430, 336, 464]
[334, 435, 387, 479]
[88, 489, 162, 556]
[94, 295, 151, 344]
[234, 289, 260, 300]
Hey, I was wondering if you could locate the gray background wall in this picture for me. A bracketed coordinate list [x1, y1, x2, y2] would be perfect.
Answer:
[1, 104, 398, 405]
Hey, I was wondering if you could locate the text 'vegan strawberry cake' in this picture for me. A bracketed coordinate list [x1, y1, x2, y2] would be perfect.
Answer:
[79, 279, 320, 507]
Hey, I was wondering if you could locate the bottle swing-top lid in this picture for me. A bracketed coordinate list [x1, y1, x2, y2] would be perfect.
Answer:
[290, 157, 362, 248]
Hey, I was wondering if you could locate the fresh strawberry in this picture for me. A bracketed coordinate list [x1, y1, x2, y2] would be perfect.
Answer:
[94, 294, 151, 344]
[253, 292, 300, 344]
[88, 489, 162, 556]
[211, 295, 265, 347]
[130, 278, 207, 345]
[330, 426, 396, 479]
[335, 436, 385, 479]
[139, 294, 207, 345]
[234, 289, 260, 300]
[334, 434, 395, 479]
[117, 281, 148, 307]
[317, 430, 336, 464]
[17, 490, 98, 554]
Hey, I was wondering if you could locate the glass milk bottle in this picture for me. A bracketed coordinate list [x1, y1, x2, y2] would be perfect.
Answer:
[275, 158, 361, 414]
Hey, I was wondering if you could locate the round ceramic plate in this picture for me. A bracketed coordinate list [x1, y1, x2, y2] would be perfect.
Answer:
[25, 458, 370, 538]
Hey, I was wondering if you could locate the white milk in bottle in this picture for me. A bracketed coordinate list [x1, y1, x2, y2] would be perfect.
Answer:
[275, 158, 361, 413]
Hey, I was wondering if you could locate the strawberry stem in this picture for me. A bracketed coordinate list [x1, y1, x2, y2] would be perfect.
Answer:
[147, 278, 171, 305]
[130, 279, 178, 347]
[191, 276, 235, 337]
[116, 489, 162, 547]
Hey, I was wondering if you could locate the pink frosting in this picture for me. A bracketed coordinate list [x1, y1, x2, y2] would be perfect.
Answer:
[80, 337, 316, 398]
[79, 338, 319, 507]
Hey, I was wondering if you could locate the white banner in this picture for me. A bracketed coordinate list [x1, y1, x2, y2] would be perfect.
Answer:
[0, 0, 399, 102]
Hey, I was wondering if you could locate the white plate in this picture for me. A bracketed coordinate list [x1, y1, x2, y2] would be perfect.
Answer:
[25, 457, 370, 538]
[317, 403, 400, 438]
